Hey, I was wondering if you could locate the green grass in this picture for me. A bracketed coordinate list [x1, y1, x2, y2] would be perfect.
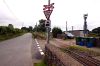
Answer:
[67, 46, 89, 51]
[34, 61, 46, 66]
[32, 32, 46, 40]
[0, 33, 24, 42]
[62, 46, 100, 57]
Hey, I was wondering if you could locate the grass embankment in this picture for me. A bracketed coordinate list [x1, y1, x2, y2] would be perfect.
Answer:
[0, 33, 24, 42]
[32, 32, 46, 40]
[34, 60, 46, 66]
[62, 46, 100, 57]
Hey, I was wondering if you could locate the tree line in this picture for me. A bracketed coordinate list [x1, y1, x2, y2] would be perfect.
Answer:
[0, 24, 22, 35]
[32, 19, 63, 38]
[1, 19, 99, 38]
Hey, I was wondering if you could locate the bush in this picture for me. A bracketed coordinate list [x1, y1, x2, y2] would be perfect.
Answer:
[52, 27, 62, 38]
[0, 24, 25, 41]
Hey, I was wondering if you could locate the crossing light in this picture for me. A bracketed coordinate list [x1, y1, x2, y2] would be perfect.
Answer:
[45, 20, 51, 27]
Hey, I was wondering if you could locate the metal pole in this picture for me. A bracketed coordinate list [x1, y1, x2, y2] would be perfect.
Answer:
[48, 0, 50, 5]
[47, 27, 50, 44]
[66, 21, 67, 32]
[83, 14, 88, 37]
[47, 0, 51, 44]
[72, 26, 73, 34]
[36, 22, 37, 32]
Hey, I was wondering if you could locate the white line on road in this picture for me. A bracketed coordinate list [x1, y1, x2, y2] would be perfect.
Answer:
[37, 43, 39, 44]
[39, 49, 43, 52]
[38, 47, 41, 49]
[40, 52, 44, 55]
[35, 39, 39, 44]
[37, 45, 40, 47]
[35, 39, 44, 55]
[39, 48, 43, 51]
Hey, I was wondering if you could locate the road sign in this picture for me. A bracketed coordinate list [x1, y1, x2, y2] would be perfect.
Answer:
[44, 10, 53, 20]
[43, 1, 54, 44]
[43, 6, 54, 11]
[43, 3, 54, 11]
[45, 20, 51, 27]
[43, 3, 54, 8]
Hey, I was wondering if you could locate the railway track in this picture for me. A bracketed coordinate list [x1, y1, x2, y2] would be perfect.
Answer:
[66, 50, 100, 66]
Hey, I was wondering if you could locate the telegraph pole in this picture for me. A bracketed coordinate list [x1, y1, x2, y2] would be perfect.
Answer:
[66, 21, 68, 32]
[72, 26, 73, 33]
[36, 22, 37, 32]
[43, 0, 54, 44]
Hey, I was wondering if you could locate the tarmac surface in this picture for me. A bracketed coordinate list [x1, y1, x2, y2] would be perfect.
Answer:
[0, 33, 33, 66]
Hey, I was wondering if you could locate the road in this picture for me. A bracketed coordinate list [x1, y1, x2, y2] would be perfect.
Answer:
[0, 33, 33, 66]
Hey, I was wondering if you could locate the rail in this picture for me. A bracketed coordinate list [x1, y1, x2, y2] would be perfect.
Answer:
[45, 44, 83, 66]
[66, 49, 100, 66]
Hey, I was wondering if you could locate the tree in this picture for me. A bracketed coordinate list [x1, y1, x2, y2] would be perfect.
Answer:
[33, 25, 38, 32]
[38, 19, 46, 32]
[7, 24, 14, 33]
[0, 24, 23, 35]
[8, 24, 14, 29]
[21, 27, 28, 32]
[28, 26, 33, 32]
[33, 19, 46, 32]
[92, 27, 100, 36]
[52, 27, 62, 38]
[0, 26, 7, 34]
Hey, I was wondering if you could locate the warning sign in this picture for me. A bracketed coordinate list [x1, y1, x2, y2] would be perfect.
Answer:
[44, 10, 53, 20]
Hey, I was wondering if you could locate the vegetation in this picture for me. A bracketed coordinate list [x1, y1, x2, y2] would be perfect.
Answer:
[52, 27, 62, 38]
[32, 19, 64, 39]
[33, 19, 46, 32]
[92, 27, 100, 34]
[62, 46, 100, 57]
[34, 60, 46, 66]
[32, 19, 47, 39]
[32, 32, 46, 40]
[88, 27, 100, 37]
[88, 33, 98, 37]
[0, 24, 25, 41]
[21, 26, 33, 32]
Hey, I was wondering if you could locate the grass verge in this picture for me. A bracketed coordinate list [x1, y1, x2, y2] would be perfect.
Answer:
[62, 46, 100, 57]
[32, 32, 46, 40]
[0, 33, 24, 42]
[34, 60, 46, 66]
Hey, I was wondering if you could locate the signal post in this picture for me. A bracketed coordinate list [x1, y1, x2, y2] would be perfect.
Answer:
[43, 0, 54, 44]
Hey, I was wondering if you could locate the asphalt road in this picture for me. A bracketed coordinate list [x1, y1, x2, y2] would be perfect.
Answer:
[0, 33, 33, 66]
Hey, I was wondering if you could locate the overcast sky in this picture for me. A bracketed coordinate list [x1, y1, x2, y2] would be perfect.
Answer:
[0, 0, 100, 31]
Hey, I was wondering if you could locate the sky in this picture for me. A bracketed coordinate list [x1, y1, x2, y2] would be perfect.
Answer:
[0, 0, 100, 31]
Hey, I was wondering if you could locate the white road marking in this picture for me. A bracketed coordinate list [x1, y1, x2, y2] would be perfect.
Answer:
[35, 39, 39, 44]
[38, 47, 41, 49]
[40, 52, 44, 55]
[39, 49, 43, 52]
[37, 45, 40, 47]
[35, 39, 44, 55]
[37, 43, 39, 44]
